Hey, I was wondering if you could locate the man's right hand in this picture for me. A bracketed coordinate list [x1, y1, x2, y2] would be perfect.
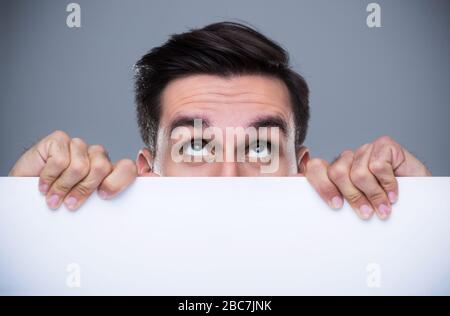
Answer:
[9, 130, 137, 210]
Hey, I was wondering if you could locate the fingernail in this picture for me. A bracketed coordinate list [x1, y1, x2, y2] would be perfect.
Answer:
[360, 204, 373, 219]
[47, 194, 60, 209]
[39, 183, 49, 194]
[98, 190, 108, 199]
[331, 196, 343, 209]
[378, 203, 391, 218]
[388, 191, 397, 204]
[65, 196, 78, 210]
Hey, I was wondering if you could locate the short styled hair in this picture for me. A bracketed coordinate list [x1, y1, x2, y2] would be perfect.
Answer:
[134, 21, 310, 153]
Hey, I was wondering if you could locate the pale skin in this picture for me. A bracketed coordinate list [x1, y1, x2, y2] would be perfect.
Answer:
[9, 75, 431, 219]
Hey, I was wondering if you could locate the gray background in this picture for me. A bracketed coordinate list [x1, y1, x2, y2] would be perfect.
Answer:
[1, 0, 449, 175]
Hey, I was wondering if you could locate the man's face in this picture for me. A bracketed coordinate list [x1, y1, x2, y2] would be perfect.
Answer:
[138, 74, 309, 176]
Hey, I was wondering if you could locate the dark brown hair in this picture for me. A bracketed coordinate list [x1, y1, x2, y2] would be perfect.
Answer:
[134, 21, 309, 152]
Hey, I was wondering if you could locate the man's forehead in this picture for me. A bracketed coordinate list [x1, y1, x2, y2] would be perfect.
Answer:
[160, 74, 293, 127]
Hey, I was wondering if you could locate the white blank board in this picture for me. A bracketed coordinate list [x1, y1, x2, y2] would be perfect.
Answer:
[0, 177, 450, 295]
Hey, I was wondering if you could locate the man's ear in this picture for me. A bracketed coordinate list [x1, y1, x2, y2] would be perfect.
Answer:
[296, 146, 310, 176]
[136, 148, 155, 176]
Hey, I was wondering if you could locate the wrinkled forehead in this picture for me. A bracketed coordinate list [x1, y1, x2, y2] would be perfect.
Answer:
[159, 74, 294, 131]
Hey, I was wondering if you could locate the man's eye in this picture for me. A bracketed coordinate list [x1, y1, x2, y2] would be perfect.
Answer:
[183, 139, 209, 157]
[247, 140, 271, 159]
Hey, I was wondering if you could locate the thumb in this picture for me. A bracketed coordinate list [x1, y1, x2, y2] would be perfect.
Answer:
[9, 145, 47, 176]
[394, 147, 431, 176]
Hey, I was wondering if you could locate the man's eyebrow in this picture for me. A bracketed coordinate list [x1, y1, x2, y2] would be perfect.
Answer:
[168, 115, 211, 133]
[246, 115, 288, 136]
[168, 114, 288, 135]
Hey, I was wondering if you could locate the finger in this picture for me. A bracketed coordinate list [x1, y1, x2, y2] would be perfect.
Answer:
[372, 136, 431, 176]
[369, 139, 399, 204]
[63, 145, 113, 210]
[396, 148, 432, 176]
[97, 159, 138, 199]
[350, 143, 391, 220]
[305, 158, 343, 210]
[38, 130, 71, 194]
[327, 150, 374, 220]
[46, 138, 90, 209]
[9, 145, 46, 177]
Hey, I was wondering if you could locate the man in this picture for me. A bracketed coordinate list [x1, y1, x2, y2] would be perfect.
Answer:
[8, 22, 431, 220]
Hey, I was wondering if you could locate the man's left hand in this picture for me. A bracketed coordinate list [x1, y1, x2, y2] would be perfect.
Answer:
[305, 136, 431, 220]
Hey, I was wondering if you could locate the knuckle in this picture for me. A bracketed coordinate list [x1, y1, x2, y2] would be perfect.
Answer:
[71, 137, 87, 148]
[355, 143, 370, 155]
[73, 182, 93, 197]
[368, 160, 386, 174]
[52, 155, 70, 170]
[53, 181, 73, 193]
[69, 160, 90, 178]
[41, 174, 57, 184]
[366, 190, 386, 203]
[89, 144, 106, 154]
[350, 167, 370, 185]
[91, 161, 112, 177]
[376, 135, 394, 145]
[340, 150, 354, 158]
[328, 164, 348, 182]
[378, 177, 396, 189]
[345, 191, 364, 205]
[51, 130, 70, 141]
